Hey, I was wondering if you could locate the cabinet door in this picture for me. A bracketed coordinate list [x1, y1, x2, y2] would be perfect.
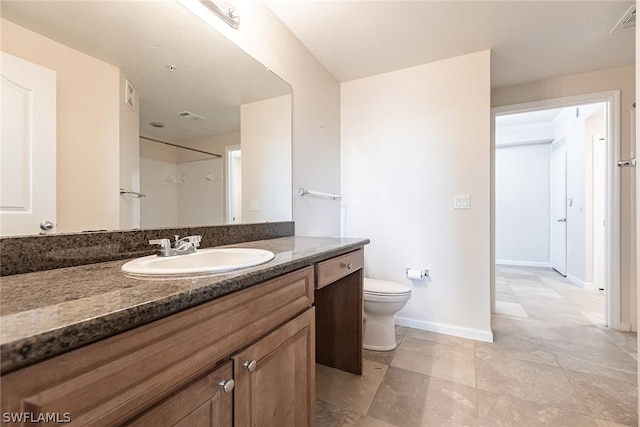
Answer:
[233, 308, 315, 427]
[125, 362, 233, 427]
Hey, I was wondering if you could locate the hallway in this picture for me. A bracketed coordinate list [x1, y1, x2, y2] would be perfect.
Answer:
[316, 266, 638, 426]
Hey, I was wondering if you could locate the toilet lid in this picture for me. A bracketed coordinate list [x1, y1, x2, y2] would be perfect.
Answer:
[364, 278, 412, 296]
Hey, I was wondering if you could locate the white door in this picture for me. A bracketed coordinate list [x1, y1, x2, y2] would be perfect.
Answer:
[1, 52, 56, 236]
[551, 146, 567, 276]
[225, 145, 241, 223]
[593, 136, 607, 290]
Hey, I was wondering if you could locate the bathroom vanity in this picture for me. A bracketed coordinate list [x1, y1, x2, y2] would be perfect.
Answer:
[0, 236, 368, 426]
[315, 248, 364, 375]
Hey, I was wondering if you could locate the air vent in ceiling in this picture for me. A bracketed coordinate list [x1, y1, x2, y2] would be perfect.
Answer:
[176, 111, 205, 121]
[611, 5, 635, 34]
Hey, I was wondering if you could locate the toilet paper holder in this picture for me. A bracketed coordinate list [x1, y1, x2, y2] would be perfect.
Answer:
[406, 268, 429, 279]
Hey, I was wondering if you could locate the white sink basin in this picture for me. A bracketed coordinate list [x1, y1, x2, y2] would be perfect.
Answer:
[121, 248, 275, 277]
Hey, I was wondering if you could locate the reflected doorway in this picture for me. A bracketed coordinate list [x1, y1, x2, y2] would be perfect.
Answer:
[226, 145, 242, 223]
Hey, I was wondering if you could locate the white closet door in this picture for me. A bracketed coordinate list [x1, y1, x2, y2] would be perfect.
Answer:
[550, 147, 567, 276]
[1, 52, 56, 236]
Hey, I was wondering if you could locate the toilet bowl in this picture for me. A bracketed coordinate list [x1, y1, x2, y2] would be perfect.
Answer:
[363, 278, 411, 351]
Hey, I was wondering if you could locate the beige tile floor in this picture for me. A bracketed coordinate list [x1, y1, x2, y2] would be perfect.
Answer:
[315, 266, 638, 426]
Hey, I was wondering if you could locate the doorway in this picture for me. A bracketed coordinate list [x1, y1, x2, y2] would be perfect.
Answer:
[492, 91, 623, 329]
[226, 145, 241, 224]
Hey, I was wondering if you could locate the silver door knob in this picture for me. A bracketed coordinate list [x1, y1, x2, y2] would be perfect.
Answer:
[243, 360, 257, 372]
[218, 379, 235, 393]
[40, 221, 54, 231]
[617, 158, 637, 167]
[342, 262, 353, 270]
[557, 218, 566, 223]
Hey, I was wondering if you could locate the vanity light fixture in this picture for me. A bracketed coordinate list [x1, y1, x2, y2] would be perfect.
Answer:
[178, 0, 240, 30]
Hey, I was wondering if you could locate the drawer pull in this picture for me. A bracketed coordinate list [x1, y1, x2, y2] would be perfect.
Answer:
[218, 379, 235, 393]
[342, 262, 353, 270]
[243, 360, 257, 372]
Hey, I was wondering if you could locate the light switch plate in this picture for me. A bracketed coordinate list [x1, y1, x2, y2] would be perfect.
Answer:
[454, 194, 470, 210]
[250, 200, 259, 211]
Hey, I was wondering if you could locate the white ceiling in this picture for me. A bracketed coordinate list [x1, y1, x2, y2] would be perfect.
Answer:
[265, 0, 636, 88]
[2, 1, 291, 143]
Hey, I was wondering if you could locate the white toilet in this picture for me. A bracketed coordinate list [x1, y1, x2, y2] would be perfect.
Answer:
[363, 278, 412, 351]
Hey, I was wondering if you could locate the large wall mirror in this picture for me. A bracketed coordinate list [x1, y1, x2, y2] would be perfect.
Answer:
[1, 1, 292, 237]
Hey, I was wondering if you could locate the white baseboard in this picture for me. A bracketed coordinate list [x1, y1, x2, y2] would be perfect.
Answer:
[609, 320, 632, 332]
[495, 259, 551, 268]
[395, 316, 494, 343]
[567, 274, 588, 289]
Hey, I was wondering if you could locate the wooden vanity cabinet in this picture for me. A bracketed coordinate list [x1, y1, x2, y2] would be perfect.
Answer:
[128, 308, 315, 427]
[315, 249, 364, 375]
[1, 267, 314, 427]
[1, 246, 366, 427]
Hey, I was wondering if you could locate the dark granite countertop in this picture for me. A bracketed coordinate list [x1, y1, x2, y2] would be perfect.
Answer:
[1, 236, 369, 373]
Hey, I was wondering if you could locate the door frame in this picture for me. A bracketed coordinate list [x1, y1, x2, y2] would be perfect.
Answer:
[491, 90, 622, 329]
[592, 134, 607, 291]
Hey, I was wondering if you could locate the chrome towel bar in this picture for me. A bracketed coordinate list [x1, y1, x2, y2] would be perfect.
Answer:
[120, 188, 147, 198]
[299, 187, 342, 200]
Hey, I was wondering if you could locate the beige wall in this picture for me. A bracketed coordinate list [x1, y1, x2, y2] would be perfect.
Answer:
[342, 51, 493, 341]
[635, 0, 639, 412]
[241, 95, 292, 224]
[2, 19, 123, 233]
[493, 65, 636, 330]
[209, 2, 342, 236]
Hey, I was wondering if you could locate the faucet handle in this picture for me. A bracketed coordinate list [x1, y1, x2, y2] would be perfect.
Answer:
[189, 235, 202, 248]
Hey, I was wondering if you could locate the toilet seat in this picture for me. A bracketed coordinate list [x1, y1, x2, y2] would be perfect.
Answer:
[364, 278, 411, 296]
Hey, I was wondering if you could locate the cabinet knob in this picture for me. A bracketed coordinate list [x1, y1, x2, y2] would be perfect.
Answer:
[218, 379, 235, 393]
[342, 262, 353, 270]
[243, 360, 257, 372]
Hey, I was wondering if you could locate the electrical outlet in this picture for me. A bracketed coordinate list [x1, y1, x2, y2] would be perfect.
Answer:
[454, 195, 470, 210]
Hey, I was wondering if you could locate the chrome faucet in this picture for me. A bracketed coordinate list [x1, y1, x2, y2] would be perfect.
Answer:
[149, 235, 202, 257]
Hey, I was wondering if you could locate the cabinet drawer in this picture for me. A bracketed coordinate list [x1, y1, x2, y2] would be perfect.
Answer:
[316, 249, 364, 289]
[1, 267, 314, 427]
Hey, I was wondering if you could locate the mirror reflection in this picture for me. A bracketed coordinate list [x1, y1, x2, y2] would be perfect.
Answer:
[139, 136, 225, 228]
[0, 0, 292, 237]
